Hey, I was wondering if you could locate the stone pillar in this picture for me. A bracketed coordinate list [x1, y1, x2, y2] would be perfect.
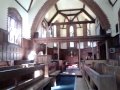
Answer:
[105, 40, 109, 60]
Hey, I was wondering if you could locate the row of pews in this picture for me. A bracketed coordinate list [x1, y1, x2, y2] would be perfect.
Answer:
[0, 60, 61, 90]
[82, 62, 117, 90]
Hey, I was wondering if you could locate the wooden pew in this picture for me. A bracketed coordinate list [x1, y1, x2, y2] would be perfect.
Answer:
[0, 64, 53, 90]
[83, 65, 117, 90]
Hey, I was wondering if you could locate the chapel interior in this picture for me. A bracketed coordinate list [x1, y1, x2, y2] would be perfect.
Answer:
[0, 0, 120, 90]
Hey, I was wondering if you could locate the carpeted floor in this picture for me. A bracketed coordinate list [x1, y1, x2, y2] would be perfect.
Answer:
[52, 75, 75, 90]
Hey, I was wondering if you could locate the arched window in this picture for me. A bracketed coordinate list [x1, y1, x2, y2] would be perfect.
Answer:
[69, 25, 74, 47]
[8, 8, 22, 45]
[53, 25, 57, 37]
[70, 42, 74, 47]
[69, 25, 74, 37]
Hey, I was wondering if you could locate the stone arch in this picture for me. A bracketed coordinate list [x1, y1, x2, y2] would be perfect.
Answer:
[31, 0, 110, 37]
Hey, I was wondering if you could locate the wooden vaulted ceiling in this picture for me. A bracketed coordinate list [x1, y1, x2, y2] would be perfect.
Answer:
[45, 0, 96, 26]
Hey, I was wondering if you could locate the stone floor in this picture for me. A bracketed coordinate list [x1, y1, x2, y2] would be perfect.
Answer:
[75, 77, 89, 90]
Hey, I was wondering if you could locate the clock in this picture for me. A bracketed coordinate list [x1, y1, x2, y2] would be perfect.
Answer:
[108, 0, 117, 6]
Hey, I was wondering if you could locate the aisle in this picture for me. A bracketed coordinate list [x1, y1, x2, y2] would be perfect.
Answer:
[74, 77, 89, 90]
[51, 68, 89, 90]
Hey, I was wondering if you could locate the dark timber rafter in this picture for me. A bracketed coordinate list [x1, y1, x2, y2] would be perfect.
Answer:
[15, 0, 33, 12]
[83, 9, 95, 21]
[83, 4, 85, 9]
[48, 4, 95, 26]
[72, 9, 83, 21]
[58, 12, 70, 21]
[28, 0, 33, 11]
[48, 11, 58, 26]
[51, 20, 95, 25]
[55, 4, 59, 11]
[59, 8, 82, 12]
[64, 13, 78, 16]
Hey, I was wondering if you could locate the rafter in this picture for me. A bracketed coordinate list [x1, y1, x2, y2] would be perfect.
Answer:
[72, 9, 83, 21]
[15, 0, 28, 12]
[15, 0, 33, 12]
[83, 4, 85, 9]
[58, 12, 70, 21]
[48, 11, 58, 26]
[59, 8, 82, 12]
[28, 0, 33, 11]
[83, 9, 95, 21]
[63, 13, 78, 16]
[55, 4, 58, 11]
[44, 18, 48, 23]
[51, 20, 95, 25]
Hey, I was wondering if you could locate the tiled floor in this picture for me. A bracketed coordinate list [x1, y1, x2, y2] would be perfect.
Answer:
[75, 77, 89, 90]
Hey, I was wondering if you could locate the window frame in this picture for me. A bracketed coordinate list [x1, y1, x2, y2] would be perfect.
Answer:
[7, 8, 22, 46]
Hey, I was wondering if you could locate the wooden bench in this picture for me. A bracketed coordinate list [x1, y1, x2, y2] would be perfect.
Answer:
[49, 70, 61, 77]
[24, 77, 52, 90]
[0, 64, 49, 89]
[83, 65, 117, 90]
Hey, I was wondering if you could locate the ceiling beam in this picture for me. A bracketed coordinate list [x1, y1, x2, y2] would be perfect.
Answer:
[55, 4, 59, 11]
[83, 9, 95, 21]
[58, 12, 70, 21]
[72, 9, 83, 21]
[51, 20, 95, 25]
[48, 11, 58, 26]
[28, 0, 33, 11]
[59, 8, 82, 12]
[34, 36, 109, 43]
[44, 18, 48, 23]
[83, 4, 85, 9]
[64, 13, 78, 16]
[15, 0, 28, 12]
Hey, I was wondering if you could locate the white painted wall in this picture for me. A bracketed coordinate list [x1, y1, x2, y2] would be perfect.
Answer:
[61, 43, 67, 49]
[112, 0, 120, 35]
[28, 0, 47, 32]
[77, 28, 83, 36]
[0, 0, 47, 39]
[94, 0, 120, 37]
[47, 43, 54, 48]
[60, 29, 67, 37]
[89, 24, 96, 36]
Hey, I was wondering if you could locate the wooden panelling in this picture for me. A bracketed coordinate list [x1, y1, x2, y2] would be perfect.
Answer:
[0, 29, 26, 61]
